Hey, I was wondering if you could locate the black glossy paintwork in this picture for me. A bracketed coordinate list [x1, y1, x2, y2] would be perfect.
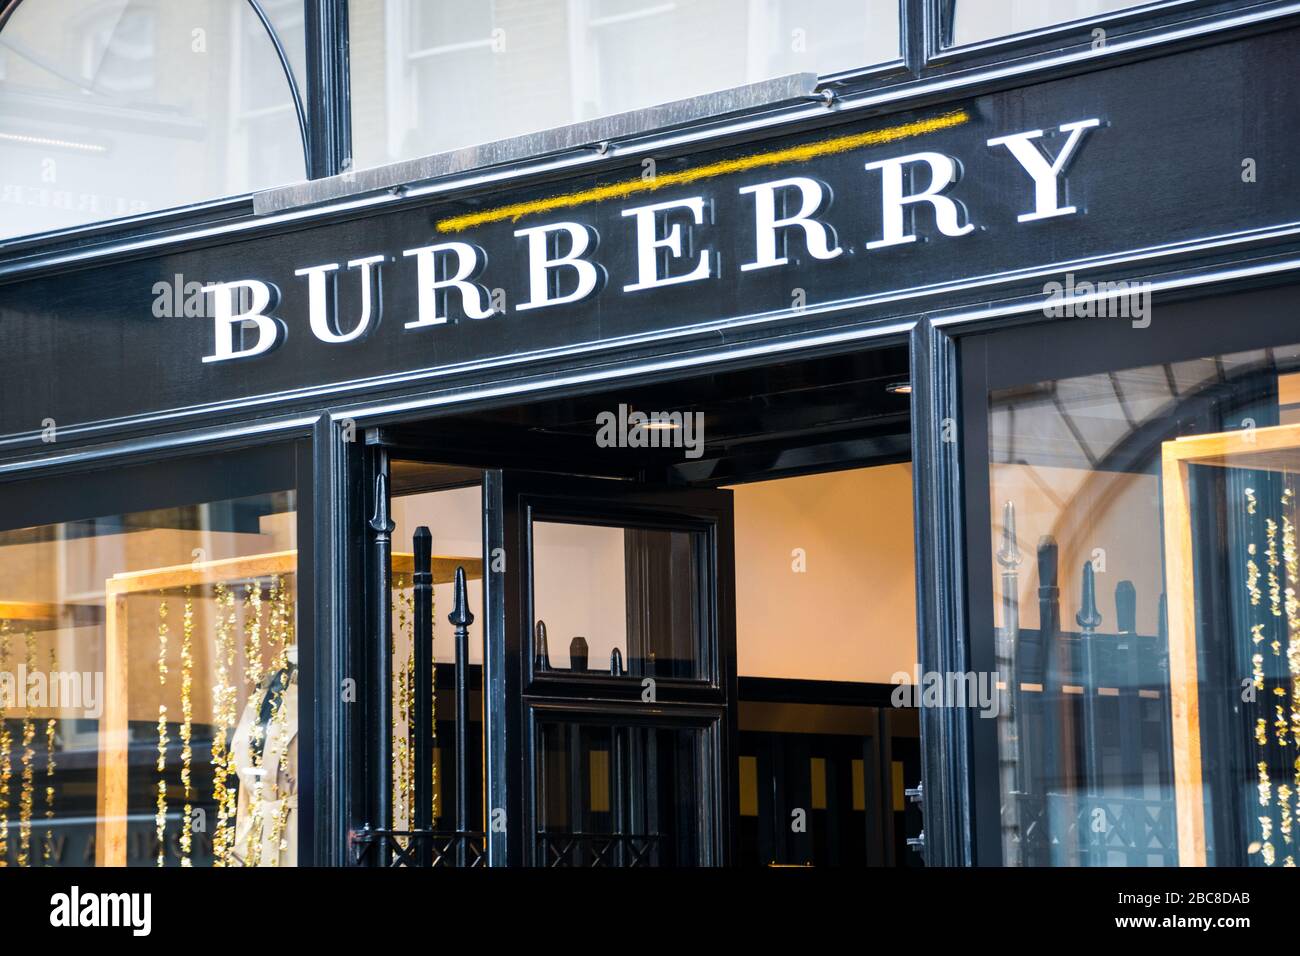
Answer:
[0, 12, 1294, 870]
[1, 29, 1297, 443]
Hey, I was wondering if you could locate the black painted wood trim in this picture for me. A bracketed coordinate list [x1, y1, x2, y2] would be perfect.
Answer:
[309, 413, 365, 865]
[304, 0, 353, 179]
[910, 315, 974, 866]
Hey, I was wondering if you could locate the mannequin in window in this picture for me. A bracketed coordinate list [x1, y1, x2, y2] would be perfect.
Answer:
[230, 644, 298, 867]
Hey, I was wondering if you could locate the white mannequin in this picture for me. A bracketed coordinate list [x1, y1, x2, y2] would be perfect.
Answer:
[229, 646, 298, 867]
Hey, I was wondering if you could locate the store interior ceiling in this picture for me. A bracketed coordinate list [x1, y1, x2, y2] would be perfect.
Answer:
[385, 345, 913, 492]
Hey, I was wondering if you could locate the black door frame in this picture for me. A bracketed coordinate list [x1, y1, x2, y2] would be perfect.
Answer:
[484, 471, 738, 866]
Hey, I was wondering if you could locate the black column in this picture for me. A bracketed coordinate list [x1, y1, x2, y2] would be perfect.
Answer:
[304, 0, 352, 178]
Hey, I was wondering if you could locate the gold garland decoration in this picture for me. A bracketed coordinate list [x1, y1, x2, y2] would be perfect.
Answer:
[434, 587, 444, 827]
[155, 596, 169, 867]
[271, 575, 293, 668]
[242, 582, 266, 868]
[1248, 542, 1262, 606]
[270, 575, 296, 865]
[1251, 494, 1276, 864]
[210, 582, 238, 866]
[1284, 510, 1298, 857]
[244, 583, 263, 693]
[179, 589, 194, 866]
[1283, 494, 1300, 842]
[392, 574, 412, 838]
[0, 620, 11, 866]
[1267, 518, 1281, 619]
[1252, 483, 1300, 865]
[42, 646, 56, 865]
[17, 629, 35, 867]
[390, 575, 440, 830]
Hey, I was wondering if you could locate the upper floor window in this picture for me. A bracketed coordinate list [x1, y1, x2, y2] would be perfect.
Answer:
[348, 0, 902, 171]
[0, 0, 307, 241]
[944, 0, 1159, 47]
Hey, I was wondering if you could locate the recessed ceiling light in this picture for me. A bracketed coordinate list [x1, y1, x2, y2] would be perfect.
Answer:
[886, 381, 912, 395]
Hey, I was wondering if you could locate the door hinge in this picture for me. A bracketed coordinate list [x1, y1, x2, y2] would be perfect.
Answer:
[904, 780, 925, 860]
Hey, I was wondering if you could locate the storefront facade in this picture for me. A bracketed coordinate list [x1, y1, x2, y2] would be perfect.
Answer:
[1, 0, 1298, 868]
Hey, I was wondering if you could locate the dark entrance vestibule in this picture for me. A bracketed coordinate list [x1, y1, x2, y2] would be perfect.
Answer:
[362, 344, 924, 866]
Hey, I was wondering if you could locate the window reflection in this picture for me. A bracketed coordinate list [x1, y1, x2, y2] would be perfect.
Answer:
[532, 520, 704, 679]
[348, 0, 901, 170]
[947, 0, 1151, 46]
[536, 719, 709, 866]
[0, 0, 306, 240]
[0, 485, 298, 866]
[989, 344, 1300, 866]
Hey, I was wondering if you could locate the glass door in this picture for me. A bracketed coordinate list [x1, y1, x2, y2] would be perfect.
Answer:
[483, 471, 737, 866]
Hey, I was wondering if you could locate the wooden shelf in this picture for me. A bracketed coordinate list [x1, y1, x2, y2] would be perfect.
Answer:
[0, 600, 101, 630]
[106, 549, 483, 595]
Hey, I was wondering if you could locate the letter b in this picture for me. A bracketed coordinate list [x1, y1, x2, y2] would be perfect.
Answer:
[201, 279, 283, 363]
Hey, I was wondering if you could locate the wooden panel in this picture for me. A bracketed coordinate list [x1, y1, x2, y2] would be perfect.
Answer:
[1165, 421, 1300, 473]
[95, 590, 129, 867]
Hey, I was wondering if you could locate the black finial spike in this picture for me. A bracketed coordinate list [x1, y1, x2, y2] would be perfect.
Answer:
[413, 525, 431, 554]
[570, 636, 589, 673]
[1115, 580, 1137, 634]
[610, 647, 624, 677]
[369, 471, 394, 533]
[448, 565, 474, 628]
[1076, 561, 1103, 629]
[448, 564, 472, 863]
[997, 501, 1022, 569]
[534, 620, 551, 671]
[1036, 536, 1058, 589]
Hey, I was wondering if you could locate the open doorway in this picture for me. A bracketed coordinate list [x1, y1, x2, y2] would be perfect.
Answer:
[377, 344, 922, 866]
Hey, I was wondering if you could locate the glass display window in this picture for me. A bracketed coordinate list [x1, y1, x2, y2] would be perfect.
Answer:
[0, 444, 301, 867]
[964, 288, 1300, 866]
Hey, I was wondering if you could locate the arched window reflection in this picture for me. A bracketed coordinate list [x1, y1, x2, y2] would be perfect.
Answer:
[988, 339, 1300, 867]
[0, 0, 307, 240]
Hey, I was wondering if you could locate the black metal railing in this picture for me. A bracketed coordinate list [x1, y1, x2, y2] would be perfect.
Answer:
[351, 829, 487, 867]
[1008, 793, 1177, 866]
[360, 482, 483, 866]
[996, 508, 1177, 866]
[536, 832, 661, 867]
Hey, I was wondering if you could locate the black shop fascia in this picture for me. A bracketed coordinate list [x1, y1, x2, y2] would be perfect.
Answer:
[198, 114, 1099, 365]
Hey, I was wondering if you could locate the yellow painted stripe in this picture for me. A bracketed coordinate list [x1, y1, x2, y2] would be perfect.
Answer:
[435, 109, 969, 233]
